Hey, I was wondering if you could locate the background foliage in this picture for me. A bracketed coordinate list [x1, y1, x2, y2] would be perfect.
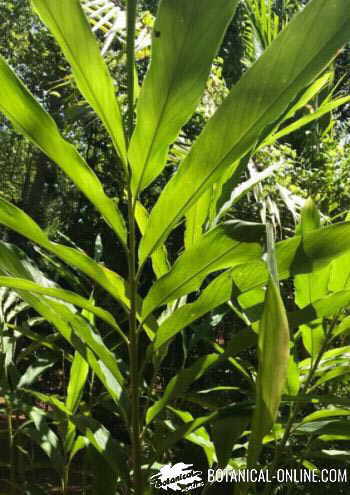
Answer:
[0, 0, 350, 494]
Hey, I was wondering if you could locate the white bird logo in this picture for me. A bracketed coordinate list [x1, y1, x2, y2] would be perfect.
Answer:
[150, 462, 203, 491]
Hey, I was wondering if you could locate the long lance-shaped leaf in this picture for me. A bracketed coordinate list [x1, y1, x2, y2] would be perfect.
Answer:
[146, 331, 256, 425]
[0, 276, 128, 343]
[247, 277, 290, 468]
[153, 403, 253, 457]
[52, 303, 126, 399]
[135, 201, 170, 278]
[66, 307, 94, 416]
[28, 407, 65, 474]
[0, 202, 157, 339]
[142, 221, 264, 318]
[264, 95, 350, 147]
[153, 271, 232, 350]
[215, 162, 282, 224]
[184, 189, 212, 250]
[31, 0, 127, 165]
[232, 222, 350, 293]
[146, 354, 220, 424]
[277, 72, 333, 124]
[289, 290, 350, 328]
[66, 351, 89, 414]
[204, 74, 333, 230]
[0, 57, 126, 245]
[129, 0, 238, 195]
[212, 416, 249, 468]
[294, 199, 329, 361]
[140, 0, 350, 262]
[167, 407, 216, 466]
[0, 245, 126, 396]
[234, 287, 350, 329]
[22, 291, 124, 399]
[0, 199, 129, 307]
[72, 415, 130, 484]
[19, 295, 124, 404]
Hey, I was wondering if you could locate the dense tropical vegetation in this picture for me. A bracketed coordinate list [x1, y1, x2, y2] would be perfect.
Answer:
[1, 0, 350, 494]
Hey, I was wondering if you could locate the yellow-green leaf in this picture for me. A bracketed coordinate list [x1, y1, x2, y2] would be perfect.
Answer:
[0, 56, 126, 245]
[140, 0, 350, 262]
[247, 278, 290, 467]
[32, 0, 127, 164]
[129, 0, 238, 195]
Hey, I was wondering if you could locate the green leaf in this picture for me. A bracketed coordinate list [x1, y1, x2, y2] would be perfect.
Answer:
[27, 407, 64, 473]
[264, 95, 350, 146]
[289, 290, 350, 328]
[232, 222, 350, 293]
[87, 444, 118, 495]
[0, 276, 128, 343]
[69, 435, 88, 463]
[153, 270, 233, 350]
[142, 221, 263, 317]
[0, 243, 125, 404]
[22, 389, 70, 415]
[146, 354, 220, 424]
[129, 0, 238, 194]
[302, 409, 350, 424]
[0, 204, 129, 307]
[140, 0, 350, 261]
[154, 403, 252, 456]
[18, 357, 56, 389]
[184, 190, 212, 250]
[135, 201, 170, 278]
[0, 248, 123, 385]
[31, 0, 127, 165]
[294, 199, 329, 360]
[270, 72, 332, 126]
[310, 366, 350, 391]
[285, 355, 300, 397]
[66, 351, 89, 414]
[0, 58, 126, 245]
[332, 315, 350, 338]
[298, 197, 321, 236]
[296, 419, 350, 437]
[247, 277, 290, 468]
[154, 413, 216, 455]
[212, 416, 249, 468]
[168, 407, 216, 466]
[303, 222, 350, 266]
[328, 251, 350, 293]
[72, 415, 130, 484]
[52, 302, 125, 388]
[300, 323, 325, 360]
[0, 215, 156, 340]
[215, 162, 282, 224]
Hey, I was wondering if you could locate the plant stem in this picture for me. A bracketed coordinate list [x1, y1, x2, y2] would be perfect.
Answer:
[126, 0, 137, 141]
[126, 1, 142, 494]
[127, 182, 143, 495]
[61, 464, 69, 495]
[263, 315, 339, 494]
[7, 399, 16, 495]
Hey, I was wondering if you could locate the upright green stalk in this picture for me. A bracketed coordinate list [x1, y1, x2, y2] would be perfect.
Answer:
[263, 315, 339, 495]
[6, 399, 16, 495]
[126, 0, 137, 140]
[61, 464, 69, 495]
[126, 1, 142, 494]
